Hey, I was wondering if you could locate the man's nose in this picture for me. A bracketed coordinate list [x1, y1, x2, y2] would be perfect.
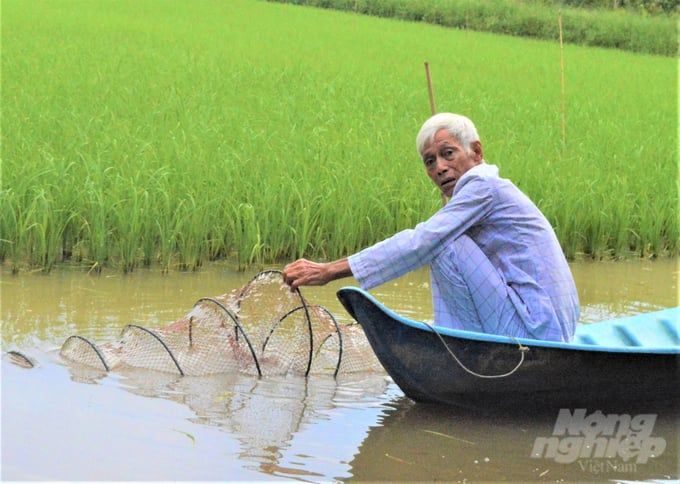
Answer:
[435, 157, 449, 174]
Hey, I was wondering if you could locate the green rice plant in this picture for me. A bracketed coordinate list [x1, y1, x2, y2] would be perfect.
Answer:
[1, 0, 676, 273]
[0, 189, 18, 268]
[80, 175, 112, 272]
[1, 191, 29, 273]
[231, 203, 264, 269]
[173, 194, 222, 271]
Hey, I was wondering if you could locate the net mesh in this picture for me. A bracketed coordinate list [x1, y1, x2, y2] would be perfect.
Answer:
[60, 336, 111, 371]
[337, 323, 385, 374]
[59, 270, 383, 377]
[234, 270, 307, 353]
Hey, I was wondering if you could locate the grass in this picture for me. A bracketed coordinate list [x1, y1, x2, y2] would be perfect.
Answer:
[269, 0, 678, 56]
[1, 0, 677, 273]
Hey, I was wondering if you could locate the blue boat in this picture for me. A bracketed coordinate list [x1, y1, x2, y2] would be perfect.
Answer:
[336, 287, 680, 409]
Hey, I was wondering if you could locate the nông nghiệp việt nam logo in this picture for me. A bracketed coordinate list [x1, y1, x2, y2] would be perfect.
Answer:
[531, 408, 666, 465]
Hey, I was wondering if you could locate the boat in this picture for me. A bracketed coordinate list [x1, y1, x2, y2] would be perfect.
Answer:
[336, 287, 680, 410]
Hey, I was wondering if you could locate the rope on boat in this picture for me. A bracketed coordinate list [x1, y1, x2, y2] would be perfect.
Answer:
[423, 321, 529, 379]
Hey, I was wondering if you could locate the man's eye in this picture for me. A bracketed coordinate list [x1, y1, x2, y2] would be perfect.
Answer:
[424, 158, 435, 166]
[443, 149, 454, 157]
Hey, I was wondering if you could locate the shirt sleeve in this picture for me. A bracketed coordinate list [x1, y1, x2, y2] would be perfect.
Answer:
[348, 175, 495, 290]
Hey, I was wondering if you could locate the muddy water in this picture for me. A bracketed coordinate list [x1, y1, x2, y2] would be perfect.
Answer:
[1, 259, 678, 481]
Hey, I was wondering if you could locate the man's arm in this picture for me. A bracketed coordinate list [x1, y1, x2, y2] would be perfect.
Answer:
[348, 176, 494, 290]
[283, 258, 352, 289]
[284, 176, 494, 290]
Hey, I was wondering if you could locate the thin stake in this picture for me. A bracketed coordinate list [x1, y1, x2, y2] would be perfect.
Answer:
[424, 62, 447, 206]
[424, 61, 437, 115]
[558, 12, 566, 147]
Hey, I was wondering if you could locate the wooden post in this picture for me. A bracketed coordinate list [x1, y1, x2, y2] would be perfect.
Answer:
[424, 61, 437, 115]
[424, 62, 447, 206]
[558, 12, 566, 147]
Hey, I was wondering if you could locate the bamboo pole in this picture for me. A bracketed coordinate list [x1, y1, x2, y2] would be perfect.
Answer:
[424, 61, 447, 205]
[424, 61, 437, 115]
[558, 12, 566, 147]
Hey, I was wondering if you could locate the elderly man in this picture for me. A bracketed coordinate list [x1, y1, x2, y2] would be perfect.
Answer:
[283, 113, 579, 342]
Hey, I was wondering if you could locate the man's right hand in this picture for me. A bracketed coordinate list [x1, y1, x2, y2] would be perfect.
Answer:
[283, 258, 352, 290]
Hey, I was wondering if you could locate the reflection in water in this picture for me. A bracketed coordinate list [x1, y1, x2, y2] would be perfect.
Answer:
[63, 359, 389, 479]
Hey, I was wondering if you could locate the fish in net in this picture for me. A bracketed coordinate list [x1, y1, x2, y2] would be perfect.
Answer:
[59, 270, 383, 377]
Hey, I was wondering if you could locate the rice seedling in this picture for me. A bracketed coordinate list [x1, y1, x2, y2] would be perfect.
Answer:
[1, 0, 676, 272]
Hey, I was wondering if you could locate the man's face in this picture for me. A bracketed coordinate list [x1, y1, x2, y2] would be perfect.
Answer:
[422, 129, 483, 198]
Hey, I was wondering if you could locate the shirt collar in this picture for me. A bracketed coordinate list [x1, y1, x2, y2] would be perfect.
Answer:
[453, 162, 498, 196]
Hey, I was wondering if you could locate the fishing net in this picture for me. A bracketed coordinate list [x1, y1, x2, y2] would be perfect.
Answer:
[58, 270, 382, 377]
[4, 350, 36, 369]
[60, 336, 111, 371]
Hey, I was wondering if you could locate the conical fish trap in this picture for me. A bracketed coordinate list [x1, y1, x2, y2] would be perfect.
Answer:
[58, 270, 382, 377]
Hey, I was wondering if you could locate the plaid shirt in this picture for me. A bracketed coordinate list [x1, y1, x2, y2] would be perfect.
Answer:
[348, 163, 579, 341]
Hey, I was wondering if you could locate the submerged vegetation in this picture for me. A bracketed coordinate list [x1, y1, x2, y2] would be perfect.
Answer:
[1, 0, 677, 273]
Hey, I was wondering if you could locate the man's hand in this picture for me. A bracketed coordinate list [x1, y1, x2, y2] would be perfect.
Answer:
[283, 258, 352, 290]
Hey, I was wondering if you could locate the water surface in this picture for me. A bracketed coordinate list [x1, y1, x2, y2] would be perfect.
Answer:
[1, 259, 678, 481]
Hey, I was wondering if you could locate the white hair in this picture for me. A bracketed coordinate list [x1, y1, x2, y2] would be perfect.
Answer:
[415, 113, 480, 158]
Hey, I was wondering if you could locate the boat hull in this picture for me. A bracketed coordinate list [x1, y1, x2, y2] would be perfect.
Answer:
[337, 288, 680, 410]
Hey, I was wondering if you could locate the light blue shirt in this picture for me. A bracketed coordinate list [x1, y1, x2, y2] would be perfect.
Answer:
[348, 163, 579, 341]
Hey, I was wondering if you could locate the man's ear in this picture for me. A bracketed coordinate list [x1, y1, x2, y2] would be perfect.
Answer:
[470, 141, 483, 162]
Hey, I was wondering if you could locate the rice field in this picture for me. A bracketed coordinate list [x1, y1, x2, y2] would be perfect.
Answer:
[1, 0, 677, 273]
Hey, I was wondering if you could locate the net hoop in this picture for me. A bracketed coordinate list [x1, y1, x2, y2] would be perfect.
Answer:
[194, 296, 242, 342]
[313, 305, 343, 378]
[235, 269, 313, 376]
[61, 335, 110, 371]
[262, 304, 343, 378]
[296, 287, 314, 377]
[6, 350, 35, 369]
[193, 297, 262, 377]
[235, 269, 288, 306]
[121, 324, 184, 376]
